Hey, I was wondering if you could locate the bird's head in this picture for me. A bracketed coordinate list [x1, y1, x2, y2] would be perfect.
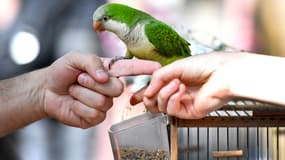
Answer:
[93, 3, 152, 36]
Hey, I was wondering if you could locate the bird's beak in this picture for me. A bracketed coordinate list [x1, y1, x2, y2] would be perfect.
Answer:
[93, 21, 105, 33]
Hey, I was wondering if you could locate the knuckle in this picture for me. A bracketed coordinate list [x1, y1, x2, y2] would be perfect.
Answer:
[143, 97, 159, 113]
[89, 111, 106, 124]
[78, 119, 90, 129]
[69, 85, 81, 97]
[91, 54, 99, 61]
[152, 70, 160, 79]
[89, 111, 99, 121]
[168, 96, 177, 107]
[109, 78, 124, 96]
[90, 55, 101, 66]
[143, 97, 152, 107]
[192, 107, 205, 119]
[80, 124, 90, 129]
[158, 92, 168, 102]
[95, 96, 106, 108]
[97, 98, 113, 112]
[104, 98, 113, 109]
[167, 110, 176, 117]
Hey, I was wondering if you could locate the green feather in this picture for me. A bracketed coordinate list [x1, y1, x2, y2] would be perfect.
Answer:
[144, 20, 191, 65]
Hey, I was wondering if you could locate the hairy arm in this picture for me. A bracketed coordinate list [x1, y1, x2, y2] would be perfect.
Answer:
[0, 69, 47, 136]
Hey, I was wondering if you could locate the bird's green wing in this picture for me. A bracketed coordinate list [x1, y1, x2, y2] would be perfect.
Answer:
[144, 20, 191, 58]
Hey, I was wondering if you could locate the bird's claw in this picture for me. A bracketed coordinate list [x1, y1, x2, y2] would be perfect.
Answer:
[108, 56, 132, 70]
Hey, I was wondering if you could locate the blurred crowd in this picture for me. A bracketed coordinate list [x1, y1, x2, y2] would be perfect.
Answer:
[0, 0, 285, 159]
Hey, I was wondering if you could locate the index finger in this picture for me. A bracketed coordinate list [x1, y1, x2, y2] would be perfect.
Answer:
[144, 63, 183, 98]
[102, 58, 161, 77]
[130, 87, 146, 105]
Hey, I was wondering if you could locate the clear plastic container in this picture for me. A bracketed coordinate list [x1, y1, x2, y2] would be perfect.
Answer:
[109, 112, 169, 160]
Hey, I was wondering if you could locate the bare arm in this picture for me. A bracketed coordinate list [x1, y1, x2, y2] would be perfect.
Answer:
[0, 69, 47, 136]
[226, 52, 285, 105]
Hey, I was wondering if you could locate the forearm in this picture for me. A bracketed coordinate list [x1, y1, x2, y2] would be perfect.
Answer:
[0, 69, 47, 136]
[228, 52, 285, 106]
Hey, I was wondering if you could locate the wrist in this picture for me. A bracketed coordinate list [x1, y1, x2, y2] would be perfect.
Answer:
[225, 52, 271, 100]
[28, 68, 49, 119]
[211, 52, 247, 100]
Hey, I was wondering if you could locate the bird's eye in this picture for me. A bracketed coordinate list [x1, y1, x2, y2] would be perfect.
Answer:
[102, 16, 109, 22]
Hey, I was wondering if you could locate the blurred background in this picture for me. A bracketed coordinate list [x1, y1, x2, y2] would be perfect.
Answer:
[0, 0, 285, 159]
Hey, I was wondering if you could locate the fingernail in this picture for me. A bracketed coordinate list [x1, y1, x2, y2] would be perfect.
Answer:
[78, 73, 88, 85]
[95, 69, 109, 81]
[130, 96, 139, 105]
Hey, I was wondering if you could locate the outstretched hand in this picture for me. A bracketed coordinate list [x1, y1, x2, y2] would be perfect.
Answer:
[131, 52, 239, 119]
[44, 53, 161, 128]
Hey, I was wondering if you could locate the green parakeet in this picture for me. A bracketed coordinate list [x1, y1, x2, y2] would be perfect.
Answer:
[92, 3, 191, 66]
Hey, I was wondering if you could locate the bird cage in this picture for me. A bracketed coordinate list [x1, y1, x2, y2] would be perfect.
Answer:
[169, 100, 285, 160]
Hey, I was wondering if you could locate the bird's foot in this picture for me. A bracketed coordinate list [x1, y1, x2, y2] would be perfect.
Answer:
[108, 56, 132, 70]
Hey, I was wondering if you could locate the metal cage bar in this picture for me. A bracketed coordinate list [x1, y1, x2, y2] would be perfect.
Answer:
[170, 100, 285, 160]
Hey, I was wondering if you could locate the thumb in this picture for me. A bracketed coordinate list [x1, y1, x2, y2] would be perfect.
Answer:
[66, 53, 109, 83]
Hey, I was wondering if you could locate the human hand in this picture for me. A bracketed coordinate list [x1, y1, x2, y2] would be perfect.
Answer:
[132, 52, 243, 119]
[43, 53, 161, 128]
